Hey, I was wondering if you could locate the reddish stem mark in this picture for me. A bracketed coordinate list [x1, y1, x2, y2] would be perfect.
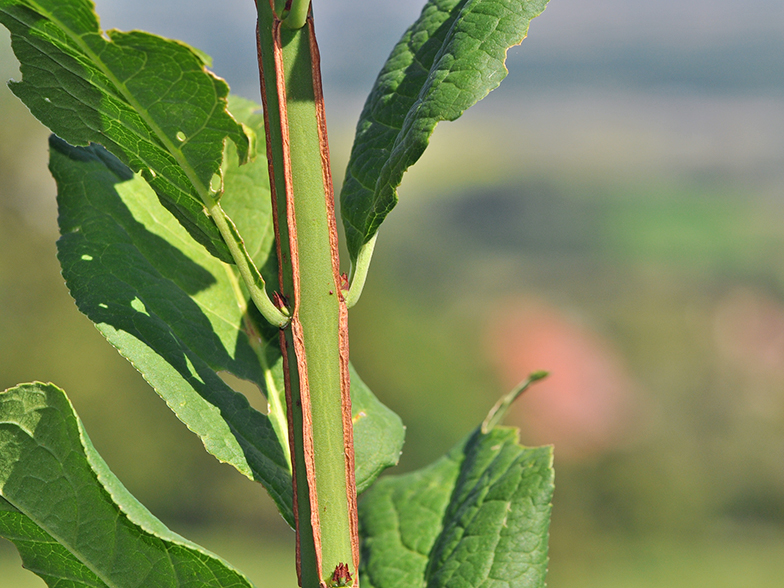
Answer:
[331, 562, 353, 588]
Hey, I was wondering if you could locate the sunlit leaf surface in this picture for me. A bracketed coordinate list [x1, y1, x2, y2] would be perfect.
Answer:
[50, 99, 404, 524]
[0, 0, 251, 261]
[359, 425, 553, 588]
[0, 382, 258, 588]
[341, 0, 550, 260]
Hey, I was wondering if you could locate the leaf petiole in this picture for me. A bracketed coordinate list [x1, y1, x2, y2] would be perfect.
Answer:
[204, 196, 291, 327]
[344, 232, 378, 308]
[278, 0, 311, 30]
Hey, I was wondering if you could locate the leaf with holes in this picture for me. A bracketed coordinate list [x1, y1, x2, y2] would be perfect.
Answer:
[51, 131, 295, 524]
[50, 97, 405, 526]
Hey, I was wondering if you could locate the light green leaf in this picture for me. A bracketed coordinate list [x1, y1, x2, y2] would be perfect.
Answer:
[0, 0, 250, 262]
[340, 0, 550, 261]
[0, 382, 258, 588]
[359, 426, 553, 588]
[220, 97, 276, 274]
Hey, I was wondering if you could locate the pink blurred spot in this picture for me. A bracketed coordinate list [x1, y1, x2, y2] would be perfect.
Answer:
[714, 287, 784, 375]
[713, 287, 784, 417]
[485, 299, 639, 460]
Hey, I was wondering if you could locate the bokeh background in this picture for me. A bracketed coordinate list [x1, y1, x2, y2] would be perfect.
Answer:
[2, 0, 784, 586]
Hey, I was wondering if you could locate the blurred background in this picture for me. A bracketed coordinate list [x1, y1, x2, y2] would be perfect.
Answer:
[2, 0, 784, 586]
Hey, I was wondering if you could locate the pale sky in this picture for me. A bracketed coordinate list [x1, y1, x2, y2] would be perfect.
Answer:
[90, 0, 784, 101]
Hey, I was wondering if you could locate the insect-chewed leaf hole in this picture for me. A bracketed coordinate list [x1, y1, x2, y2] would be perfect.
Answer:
[217, 371, 268, 413]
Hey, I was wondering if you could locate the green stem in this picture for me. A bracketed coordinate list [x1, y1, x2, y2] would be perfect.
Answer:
[256, 2, 358, 587]
[282, 0, 311, 30]
[260, 346, 291, 469]
[205, 197, 290, 328]
[223, 264, 292, 467]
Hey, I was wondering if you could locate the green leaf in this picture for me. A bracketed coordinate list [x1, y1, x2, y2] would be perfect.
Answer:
[0, 382, 257, 588]
[50, 133, 295, 525]
[350, 364, 405, 494]
[340, 0, 550, 261]
[0, 0, 250, 262]
[358, 426, 553, 588]
[50, 99, 405, 524]
[220, 98, 276, 274]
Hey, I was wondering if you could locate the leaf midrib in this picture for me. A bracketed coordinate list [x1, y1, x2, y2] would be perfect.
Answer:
[27, 0, 215, 204]
[1, 423, 159, 588]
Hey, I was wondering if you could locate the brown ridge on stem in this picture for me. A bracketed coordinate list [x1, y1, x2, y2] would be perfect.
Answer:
[279, 326, 301, 583]
[271, 6, 325, 585]
[271, 18, 299, 307]
[307, 16, 360, 576]
[255, 20, 285, 291]
[339, 292, 359, 576]
[257, 12, 306, 582]
[291, 315, 322, 587]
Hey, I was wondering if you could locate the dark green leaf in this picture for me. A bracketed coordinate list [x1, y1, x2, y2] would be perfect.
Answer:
[50, 131, 295, 525]
[0, 382, 257, 588]
[359, 426, 553, 588]
[340, 0, 550, 261]
[0, 0, 250, 261]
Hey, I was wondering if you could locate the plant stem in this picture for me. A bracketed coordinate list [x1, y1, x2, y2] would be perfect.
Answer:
[281, 0, 311, 30]
[255, 2, 359, 587]
[224, 264, 292, 466]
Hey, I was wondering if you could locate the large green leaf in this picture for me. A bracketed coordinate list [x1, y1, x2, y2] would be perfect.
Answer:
[358, 426, 553, 588]
[0, 382, 257, 588]
[51, 130, 295, 524]
[0, 0, 250, 262]
[50, 100, 405, 525]
[340, 0, 550, 261]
